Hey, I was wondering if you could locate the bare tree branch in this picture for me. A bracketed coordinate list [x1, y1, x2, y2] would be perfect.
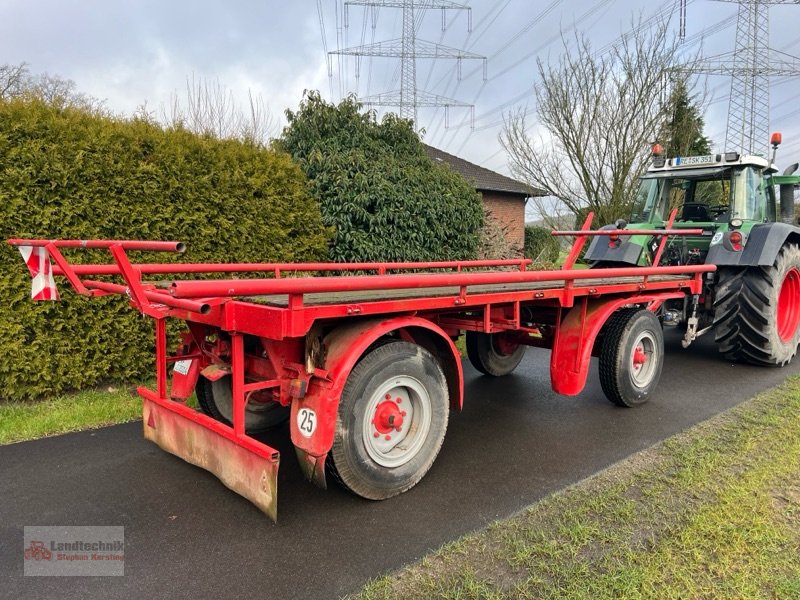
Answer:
[0, 63, 28, 99]
[163, 75, 276, 144]
[502, 18, 698, 227]
[1, 62, 103, 111]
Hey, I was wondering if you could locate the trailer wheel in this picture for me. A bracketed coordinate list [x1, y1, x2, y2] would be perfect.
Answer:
[599, 308, 664, 407]
[195, 376, 289, 433]
[714, 243, 800, 366]
[466, 331, 526, 376]
[328, 341, 449, 500]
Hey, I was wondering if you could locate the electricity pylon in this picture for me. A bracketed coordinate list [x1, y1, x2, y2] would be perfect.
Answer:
[331, 0, 486, 127]
[691, 0, 800, 156]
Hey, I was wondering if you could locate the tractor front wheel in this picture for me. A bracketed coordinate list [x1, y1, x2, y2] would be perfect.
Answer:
[713, 243, 800, 366]
[598, 308, 664, 407]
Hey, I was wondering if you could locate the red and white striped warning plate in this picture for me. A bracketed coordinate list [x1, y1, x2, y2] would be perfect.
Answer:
[18, 246, 59, 300]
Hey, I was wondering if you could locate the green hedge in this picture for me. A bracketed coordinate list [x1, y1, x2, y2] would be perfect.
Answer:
[0, 98, 329, 401]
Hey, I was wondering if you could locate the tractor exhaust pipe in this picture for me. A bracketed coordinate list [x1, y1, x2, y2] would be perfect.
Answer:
[781, 163, 799, 225]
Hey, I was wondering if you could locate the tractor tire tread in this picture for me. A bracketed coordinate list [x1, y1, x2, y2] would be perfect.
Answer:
[713, 243, 800, 366]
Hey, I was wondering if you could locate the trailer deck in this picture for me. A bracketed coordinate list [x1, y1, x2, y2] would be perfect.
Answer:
[241, 273, 695, 307]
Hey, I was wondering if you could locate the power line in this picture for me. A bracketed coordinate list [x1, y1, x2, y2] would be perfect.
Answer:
[316, 0, 336, 101]
[435, 5, 737, 150]
[430, 0, 624, 146]
[464, 0, 513, 51]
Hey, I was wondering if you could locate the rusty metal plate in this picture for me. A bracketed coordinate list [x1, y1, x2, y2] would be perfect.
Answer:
[142, 396, 280, 521]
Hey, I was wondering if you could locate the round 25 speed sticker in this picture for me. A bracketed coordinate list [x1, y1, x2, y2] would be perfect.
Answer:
[297, 408, 317, 438]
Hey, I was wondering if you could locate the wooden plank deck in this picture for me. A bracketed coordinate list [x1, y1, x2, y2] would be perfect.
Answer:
[240, 274, 691, 308]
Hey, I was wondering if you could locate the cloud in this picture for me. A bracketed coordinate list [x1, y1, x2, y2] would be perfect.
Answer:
[0, 0, 326, 121]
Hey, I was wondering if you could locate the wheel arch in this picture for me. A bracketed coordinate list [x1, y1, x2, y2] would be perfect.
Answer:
[550, 293, 679, 397]
[321, 317, 462, 410]
[707, 223, 800, 266]
[290, 316, 462, 488]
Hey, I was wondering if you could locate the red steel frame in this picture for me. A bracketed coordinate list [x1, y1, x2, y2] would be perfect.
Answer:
[8, 220, 715, 519]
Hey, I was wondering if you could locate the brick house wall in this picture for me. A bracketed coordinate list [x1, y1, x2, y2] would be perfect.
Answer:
[423, 145, 540, 255]
[482, 191, 526, 249]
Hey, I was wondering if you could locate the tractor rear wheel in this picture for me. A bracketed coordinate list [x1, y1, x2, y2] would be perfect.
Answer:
[466, 331, 526, 376]
[713, 243, 800, 366]
[327, 341, 449, 500]
[599, 308, 664, 407]
[195, 375, 289, 433]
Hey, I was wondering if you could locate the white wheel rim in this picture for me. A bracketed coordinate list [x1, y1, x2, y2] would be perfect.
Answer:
[629, 331, 658, 388]
[362, 375, 432, 468]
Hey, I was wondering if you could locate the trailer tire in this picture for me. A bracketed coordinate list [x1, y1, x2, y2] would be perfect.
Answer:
[328, 341, 449, 500]
[465, 331, 526, 376]
[713, 243, 800, 366]
[598, 308, 664, 407]
[195, 376, 289, 433]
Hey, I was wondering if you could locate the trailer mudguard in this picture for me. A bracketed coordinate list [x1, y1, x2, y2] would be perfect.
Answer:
[550, 293, 681, 396]
[290, 316, 463, 488]
[706, 222, 800, 266]
[584, 225, 646, 265]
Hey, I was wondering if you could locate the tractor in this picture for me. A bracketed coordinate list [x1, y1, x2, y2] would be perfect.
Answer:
[584, 134, 800, 366]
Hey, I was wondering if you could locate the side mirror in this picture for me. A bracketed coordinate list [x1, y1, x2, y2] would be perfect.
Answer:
[615, 219, 628, 229]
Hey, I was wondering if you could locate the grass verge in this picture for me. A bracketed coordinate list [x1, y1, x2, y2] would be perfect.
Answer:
[351, 375, 800, 600]
[0, 386, 143, 445]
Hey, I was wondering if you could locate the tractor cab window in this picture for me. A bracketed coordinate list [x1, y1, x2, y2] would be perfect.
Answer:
[731, 166, 767, 222]
[633, 167, 730, 224]
[630, 177, 664, 223]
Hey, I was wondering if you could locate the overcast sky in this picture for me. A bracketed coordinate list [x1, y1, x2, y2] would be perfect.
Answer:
[2, 0, 800, 180]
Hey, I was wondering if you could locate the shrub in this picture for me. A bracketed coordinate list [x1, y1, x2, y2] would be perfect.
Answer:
[0, 98, 329, 401]
[524, 225, 560, 264]
[478, 208, 523, 260]
[277, 92, 483, 262]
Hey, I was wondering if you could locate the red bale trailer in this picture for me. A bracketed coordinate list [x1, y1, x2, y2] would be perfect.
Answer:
[8, 220, 713, 520]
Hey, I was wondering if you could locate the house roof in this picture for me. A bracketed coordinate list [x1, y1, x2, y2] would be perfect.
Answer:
[424, 144, 539, 197]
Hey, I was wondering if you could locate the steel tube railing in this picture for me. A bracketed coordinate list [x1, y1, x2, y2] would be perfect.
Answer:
[551, 228, 705, 237]
[169, 264, 716, 299]
[7, 239, 186, 253]
[84, 280, 211, 314]
[48, 258, 532, 277]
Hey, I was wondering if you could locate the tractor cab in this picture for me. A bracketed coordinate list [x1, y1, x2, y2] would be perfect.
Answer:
[585, 151, 779, 267]
[584, 135, 800, 368]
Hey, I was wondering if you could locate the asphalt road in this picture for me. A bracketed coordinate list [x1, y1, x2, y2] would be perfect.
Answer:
[2, 329, 799, 599]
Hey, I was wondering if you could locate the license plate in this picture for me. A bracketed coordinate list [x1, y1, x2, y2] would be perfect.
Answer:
[677, 155, 714, 166]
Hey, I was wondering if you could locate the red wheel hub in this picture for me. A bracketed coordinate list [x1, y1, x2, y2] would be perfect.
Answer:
[777, 268, 800, 342]
[632, 345, 648, 367]
[371, 400, 405, 435]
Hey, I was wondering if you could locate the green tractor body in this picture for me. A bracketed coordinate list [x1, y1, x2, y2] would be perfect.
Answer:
[584, 150, 800, 366]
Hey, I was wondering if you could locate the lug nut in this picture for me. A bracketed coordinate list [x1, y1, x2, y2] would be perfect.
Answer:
[384, 435, 392, 441]
[373, 432, 380, 438]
